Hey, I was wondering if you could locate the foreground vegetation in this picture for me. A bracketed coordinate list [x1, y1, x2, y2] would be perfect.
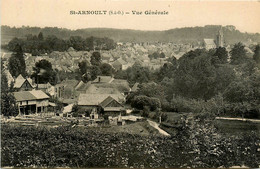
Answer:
[2, 117, 259, 168]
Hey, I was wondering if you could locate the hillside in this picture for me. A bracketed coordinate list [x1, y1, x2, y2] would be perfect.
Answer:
[1, 25, 260, 45]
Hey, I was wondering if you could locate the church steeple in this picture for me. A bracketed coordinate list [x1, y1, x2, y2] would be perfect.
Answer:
[216, 27, 224, 47]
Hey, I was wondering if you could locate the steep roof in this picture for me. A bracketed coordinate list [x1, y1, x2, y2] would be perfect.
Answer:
[203, 39, 216, 46]
[13, 90, 49, 101]
[67, 47, 75, 52]
[75, 81, 91, 91]
[99, 96, 123, 108]
[13, 75, 33, 89]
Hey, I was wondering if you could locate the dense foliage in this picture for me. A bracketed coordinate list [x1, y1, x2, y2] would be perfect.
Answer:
[1, 123, 259, 168]
[8, 44, 26, 78]
[31, 59, 57, 85]
[6, 32, 116, 55]
[124, 44, 260, 118]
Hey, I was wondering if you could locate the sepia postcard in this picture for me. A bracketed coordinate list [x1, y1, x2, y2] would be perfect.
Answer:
[1, 0, 260, 168]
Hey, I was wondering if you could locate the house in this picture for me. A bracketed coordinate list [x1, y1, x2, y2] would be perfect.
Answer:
[54, 79, 79, 104]
[13, 74, 34, 91]
[77, 93, 125, 116]
[13, 90, 50, 115]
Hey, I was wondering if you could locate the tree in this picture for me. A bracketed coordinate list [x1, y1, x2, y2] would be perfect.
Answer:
[159, 52, 166, 58]
[125, 64, 151, 85]
[31, 59, 57, 85]
[148, 52, 160, 59]
[100, 63, 113, 76]
[253, 44, 260, 66]
[223, 70, 260, 118]
[91, 52, 101, 66]
[78, 60, 90, 75]
[8, 44, 26, 78]
[173, 49, 217, 100]
[131, 95, 161, 111]
[213, 47, 228, 64]
[38, 32, 44, 41]
[1, 62, 18, 117]
[230, 42, 247, 65]
[88, 66, 101, 80]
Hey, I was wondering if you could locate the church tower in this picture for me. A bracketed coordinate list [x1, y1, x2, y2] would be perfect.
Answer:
[216, 27, 224, 47]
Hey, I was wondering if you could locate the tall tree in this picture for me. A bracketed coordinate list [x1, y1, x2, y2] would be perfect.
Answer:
[78, 60, 90, 75]
[230, 42, 247, 65]
[253, 44, 260, 66]
[1, 62, 18, 117]
[91, 51, 102, 66]
[8, 44, 26, 78]
[100, 63, 113, 76]
[38, 32, 44, 41]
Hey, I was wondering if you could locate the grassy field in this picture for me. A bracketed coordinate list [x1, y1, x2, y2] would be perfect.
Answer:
[80, 121, 161, 136]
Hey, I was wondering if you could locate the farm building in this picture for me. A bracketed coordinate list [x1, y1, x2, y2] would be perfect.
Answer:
[13, 90, 50, 115]
[77, 93, 125, 116]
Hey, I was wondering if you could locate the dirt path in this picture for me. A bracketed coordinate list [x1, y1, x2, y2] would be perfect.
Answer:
[216, 117, 260, 123]
[147, 120, 170, 136]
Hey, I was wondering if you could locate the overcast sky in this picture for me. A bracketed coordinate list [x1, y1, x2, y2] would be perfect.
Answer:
[1, 0, 260, 33]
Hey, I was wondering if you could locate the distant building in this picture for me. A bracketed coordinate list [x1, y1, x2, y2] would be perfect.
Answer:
[203, 39, 216, 50]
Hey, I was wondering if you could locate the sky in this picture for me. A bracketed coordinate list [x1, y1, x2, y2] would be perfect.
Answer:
[1, 0, 260, 33]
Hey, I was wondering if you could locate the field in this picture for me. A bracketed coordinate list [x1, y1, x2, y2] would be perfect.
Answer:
[214, 118, 260, 136]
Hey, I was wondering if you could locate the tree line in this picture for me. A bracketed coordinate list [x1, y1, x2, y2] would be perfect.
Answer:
[5, 32, 116, 56]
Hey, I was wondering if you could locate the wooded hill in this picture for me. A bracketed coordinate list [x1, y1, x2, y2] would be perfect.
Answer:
[1, 25, 260, 45]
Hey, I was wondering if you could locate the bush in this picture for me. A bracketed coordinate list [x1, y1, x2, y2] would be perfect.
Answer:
[131, 95, 161, 111]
